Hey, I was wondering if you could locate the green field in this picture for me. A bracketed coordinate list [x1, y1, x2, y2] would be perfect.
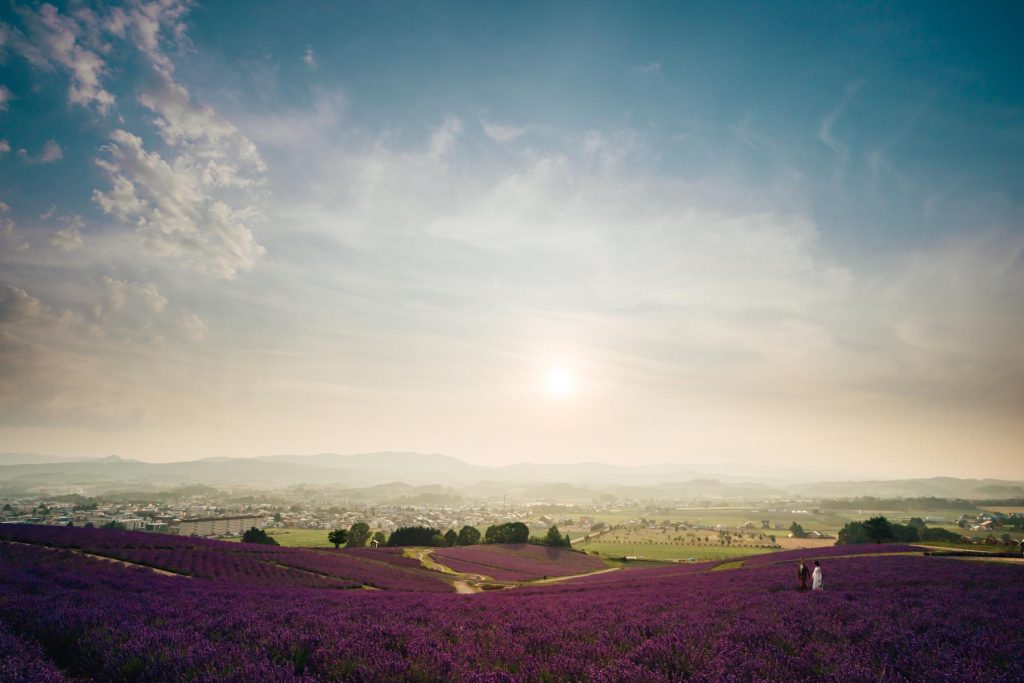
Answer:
[260, 528, 333, 548]
[578, 541, 776, 562]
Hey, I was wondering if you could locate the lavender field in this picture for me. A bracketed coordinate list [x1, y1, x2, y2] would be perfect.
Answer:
[1, 527, 1022, 681]
[431, 543, 605, 581]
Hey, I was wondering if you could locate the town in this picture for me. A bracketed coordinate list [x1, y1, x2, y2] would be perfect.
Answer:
[3, 489, 1021, 557]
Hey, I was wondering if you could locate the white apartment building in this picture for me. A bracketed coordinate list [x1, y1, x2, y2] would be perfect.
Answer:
[177, 515, 265, 537]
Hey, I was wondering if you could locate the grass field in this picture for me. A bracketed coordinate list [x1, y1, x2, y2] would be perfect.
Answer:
[578, 541, 776, 561]
[260, 528, 333, 548]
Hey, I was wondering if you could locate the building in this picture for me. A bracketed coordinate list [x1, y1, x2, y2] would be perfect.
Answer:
[178, 515, 264, 537]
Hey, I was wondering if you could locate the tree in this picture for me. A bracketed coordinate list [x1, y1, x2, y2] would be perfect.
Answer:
[347, 522, 371, 547]
[273, 512, 283, 523]
[102, 521, 126, 531]
[457, 525, 481, 546]
[544, 525, 568, 547]
[241, 527, 279, 545]
[892, 523, 919, 543]
[66, 520, 74, 527]
[387, 526, 441, 547]
[862, 516, 895, 544]
[921, 526, 960, 542]
[837, 521, 869, 545]
[327, 528, 349, 548]
[443, 529, 458, 547]
[372, 531, 387, 546]
[484, 522, 530, 544]
[908, 517, 928, 532]
[789, 522, 808, 539]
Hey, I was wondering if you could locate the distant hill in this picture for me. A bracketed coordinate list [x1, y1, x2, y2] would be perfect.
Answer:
[0, 451, 1020, 501]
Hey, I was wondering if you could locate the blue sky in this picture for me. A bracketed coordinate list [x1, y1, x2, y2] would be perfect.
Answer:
[1, 1, 1022, 477]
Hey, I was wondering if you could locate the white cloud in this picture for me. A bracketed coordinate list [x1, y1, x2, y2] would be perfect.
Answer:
[92, 129, 265, 278]
[0, 279, 205, 429]
[0, 140, 9, 155]
[635, 61, 662, 74]
[105, 0, 191, 73]
[18, 139, 63, 164]
[0, 205, 29, 252]
[481, 120, 528, 143]
[0, 84, 12, 110]
[428, 117, 463, 159]
[50, 215, 85, 252]
[10, 3, 115, 113]
[138, 70, 266, 185]
[818, 81, 863, 158]
[175, 311, 207, 342]
[303, 45, 318, 70]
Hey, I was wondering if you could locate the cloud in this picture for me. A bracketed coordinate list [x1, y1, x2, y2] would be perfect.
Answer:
[635, 61, 662, 74]
[105, 0, 191, 73]
[428, 117, 463, 159]
[18, 139, 63, 164]
[50, 215, 85, 251]
[174, 311, 207, 342]
[0, 140, 9, 155]
[92, 129, 265, 278]
[0, 281, 200, 429]
[138, 70, 266, 185]
[0, 204, 29, 252]
[0, 84, 12, 111]
[817, 81, 863, 158]
[9, 3, 115, 113]
[303, 45, 317, 70]
[481, 120, 529, 143]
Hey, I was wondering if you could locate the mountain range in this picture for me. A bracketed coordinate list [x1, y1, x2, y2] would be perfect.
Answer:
[1, 451, 1021, 501]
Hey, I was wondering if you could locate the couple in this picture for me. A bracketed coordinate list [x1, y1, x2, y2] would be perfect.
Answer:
[797, 560, 822, 591]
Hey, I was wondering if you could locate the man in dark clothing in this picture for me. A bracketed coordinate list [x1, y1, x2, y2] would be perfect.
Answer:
[797, 560, 810, 591]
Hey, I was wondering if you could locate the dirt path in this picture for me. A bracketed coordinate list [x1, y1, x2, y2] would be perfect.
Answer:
[451, 580, 480, 594]
[80, 551, 188, 577]
[529, 567, 621, 584]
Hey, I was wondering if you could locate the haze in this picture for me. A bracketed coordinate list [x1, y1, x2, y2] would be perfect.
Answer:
[1, 2, 1022, 479]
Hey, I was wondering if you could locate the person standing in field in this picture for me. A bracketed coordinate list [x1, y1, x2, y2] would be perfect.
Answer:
[812, 560, 823, 590]
[797, 560, 810, 591]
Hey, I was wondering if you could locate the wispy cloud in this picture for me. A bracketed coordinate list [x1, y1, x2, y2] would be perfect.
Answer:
[303, 45, 318, 70]
[481, 119, 529, 143]
[817, 81, 863, 159]
[635, 61, 662, 75]
[18, 139, 63, 164]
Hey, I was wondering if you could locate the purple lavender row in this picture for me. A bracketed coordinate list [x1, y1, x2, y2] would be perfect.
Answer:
[432, 544, 604, 580]
[0, 619, 66, 683]
[0, 524, 450, 591]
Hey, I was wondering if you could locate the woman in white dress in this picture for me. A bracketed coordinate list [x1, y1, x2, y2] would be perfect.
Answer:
[812, 560, 823, 590]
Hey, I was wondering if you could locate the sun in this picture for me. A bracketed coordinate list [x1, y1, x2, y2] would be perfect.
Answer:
[544, 366, 575, 399]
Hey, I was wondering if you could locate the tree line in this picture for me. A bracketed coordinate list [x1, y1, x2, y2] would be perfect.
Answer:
[301, 521, 573, 549]
[837, 516, 961, 544]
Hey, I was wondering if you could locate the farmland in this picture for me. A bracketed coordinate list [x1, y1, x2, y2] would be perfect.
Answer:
[577, 524, 779, 561]
[1, 526, 1022, 681]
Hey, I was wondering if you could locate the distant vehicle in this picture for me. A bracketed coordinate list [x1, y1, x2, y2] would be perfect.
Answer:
[688, 557, 697, 562]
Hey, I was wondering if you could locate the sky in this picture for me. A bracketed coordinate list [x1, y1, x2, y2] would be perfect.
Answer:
[0, 1, 1022, 478]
